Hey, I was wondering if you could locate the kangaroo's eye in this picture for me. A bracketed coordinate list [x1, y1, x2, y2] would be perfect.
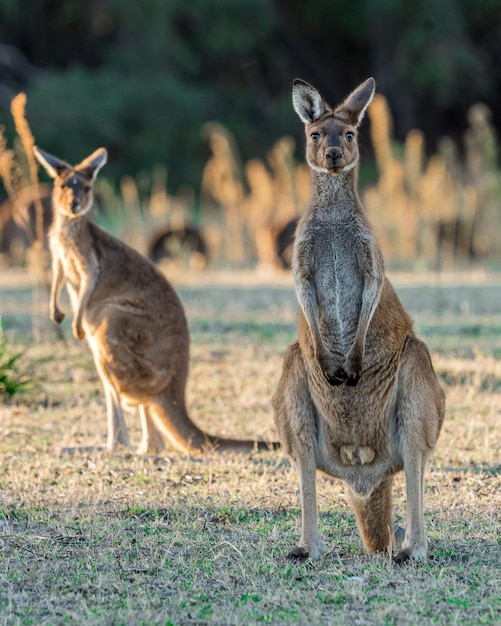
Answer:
[345, 132, 354, 142]
[84, 185, 91, 193]
[310, 132, 320, 141]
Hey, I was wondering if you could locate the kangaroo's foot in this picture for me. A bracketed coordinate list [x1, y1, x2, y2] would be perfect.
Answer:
[393, 549, 414, 566]
[393, 530, 428, 566]
[286, 547, 310, 562]
[286, 535, 325, 562]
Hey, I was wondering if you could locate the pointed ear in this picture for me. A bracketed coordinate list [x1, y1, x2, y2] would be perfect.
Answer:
[292, 79, 327, 124]
[76, 147, 108, 180]
[33, 146, 71, 178]
[336, 78, 376, 126]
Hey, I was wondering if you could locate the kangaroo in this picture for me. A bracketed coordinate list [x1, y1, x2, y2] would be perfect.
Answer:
[272, 78, 445, 565]
[34, 146, 277, 455]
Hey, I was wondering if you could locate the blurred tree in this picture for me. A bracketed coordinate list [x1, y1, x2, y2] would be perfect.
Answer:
[0, 0, 500, 192]
[277, 0, 501, 145]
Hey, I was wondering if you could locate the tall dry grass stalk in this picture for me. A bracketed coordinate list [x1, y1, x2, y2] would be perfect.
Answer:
[463, 103, 501, 257]
[404, 129, 424, 199]
[0, 127, 20, 245]
[11, 94, 44, 247]
[201, 122, 247, 265]
[119, 175, 148, 255]
[0, 126, 20, 202]
[364, 94, 501, 269]
[97, 167, 199, 269]
[368, 94, 393, 173]
[249, 136, 305, 269]
[201, 124, 309, 269]
[244, 157, 276, 267]
[10, 92, 51, 342]
[147, 166, 171, 220]
[365, 97, 415, 262]
[146, 167, 193, 236]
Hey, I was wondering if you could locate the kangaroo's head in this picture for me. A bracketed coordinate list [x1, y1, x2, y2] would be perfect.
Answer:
[292, 77, 375, 176]
[33, 147, 107, 218]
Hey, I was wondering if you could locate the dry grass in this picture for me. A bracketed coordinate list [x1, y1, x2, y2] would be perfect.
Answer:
[0, 269, 500, 625]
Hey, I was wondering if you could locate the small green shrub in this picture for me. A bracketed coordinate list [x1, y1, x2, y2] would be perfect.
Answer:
[0, 320, 31, 398]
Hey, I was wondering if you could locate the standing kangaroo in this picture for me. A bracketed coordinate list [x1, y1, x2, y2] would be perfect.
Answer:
[272, 78, 445, 564]
[34, 146, 276, 455]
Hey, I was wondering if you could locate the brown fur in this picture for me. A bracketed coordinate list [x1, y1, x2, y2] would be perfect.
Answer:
[34, 146, 277, 455]
[272, 78, 444, 564]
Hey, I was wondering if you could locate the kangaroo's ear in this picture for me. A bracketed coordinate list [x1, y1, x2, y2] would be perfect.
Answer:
[76, 147, 108, 180]
[292, 79, 327, 124]
[335, 77, 376, 127]
[33, 146, 71, 178]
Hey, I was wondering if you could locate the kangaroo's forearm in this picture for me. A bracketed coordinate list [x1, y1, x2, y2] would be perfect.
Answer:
[50, 258, 65, 323]
[73, 273, 96, 339]
[352, 272, 383, 353]
[296, 275, 324, 358]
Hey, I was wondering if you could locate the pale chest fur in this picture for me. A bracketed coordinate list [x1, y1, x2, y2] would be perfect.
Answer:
[49, 219, 99, 308]
[294, 213, 380, 359]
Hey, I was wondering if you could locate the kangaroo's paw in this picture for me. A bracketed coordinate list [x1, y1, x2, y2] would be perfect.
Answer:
[286, 547, 310, 562]
[345, 372, 361, 386]
[343, 357, 362, 386]
[72, 321, 85, 340]
[323, 367, 348, 386]
[51, 308, 65, 324]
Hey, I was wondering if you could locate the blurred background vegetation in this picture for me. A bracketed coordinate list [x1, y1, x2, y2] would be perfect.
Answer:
[1, 0, 501, 271]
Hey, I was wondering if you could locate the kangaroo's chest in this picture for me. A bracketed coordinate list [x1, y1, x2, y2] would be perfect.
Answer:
[50, 227, 99, 295]
[298, 222, 366, 345]
[316, 235, 362, 319]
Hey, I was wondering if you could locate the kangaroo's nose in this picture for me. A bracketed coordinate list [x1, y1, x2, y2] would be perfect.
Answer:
[325, 147, 343, 166]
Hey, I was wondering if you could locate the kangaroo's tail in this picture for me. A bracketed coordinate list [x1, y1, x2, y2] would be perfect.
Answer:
[146, 395, 279, 455]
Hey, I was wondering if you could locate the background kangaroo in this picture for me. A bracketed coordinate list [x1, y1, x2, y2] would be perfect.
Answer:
[272, 78, 445, 564]
[34, 146, 276, 455]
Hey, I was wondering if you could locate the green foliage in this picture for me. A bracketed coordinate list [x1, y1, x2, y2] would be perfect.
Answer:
[27, 68, 214, 185]
[22, 0, 287, 190]
[0, 320, 30, 397]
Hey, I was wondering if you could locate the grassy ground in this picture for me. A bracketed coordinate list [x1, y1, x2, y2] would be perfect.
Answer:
[0, 268, 500, 625]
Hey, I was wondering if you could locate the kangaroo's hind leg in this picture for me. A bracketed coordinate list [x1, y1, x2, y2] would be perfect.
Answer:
[102, 376, 130, 450]
[272, 342, 324, 561]
[137, 405, 165, 455]
[59, 348, 129, 455]
[347, 475, 397, 555]
[394, 336, 445, 564]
